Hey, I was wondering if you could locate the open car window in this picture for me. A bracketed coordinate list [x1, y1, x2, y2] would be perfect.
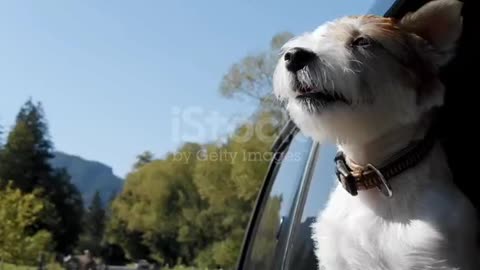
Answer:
[241, 131, 313, 270]
[284, 143, 338, 270]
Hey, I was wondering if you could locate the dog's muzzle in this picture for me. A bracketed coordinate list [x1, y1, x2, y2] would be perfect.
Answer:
[282, 48, 351, 109]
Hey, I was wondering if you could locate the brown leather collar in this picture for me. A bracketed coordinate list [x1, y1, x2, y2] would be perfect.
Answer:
[335, 131, 436, 197]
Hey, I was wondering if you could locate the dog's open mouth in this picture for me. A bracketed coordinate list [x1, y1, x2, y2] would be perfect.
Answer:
[291, 69, 351, 111]
[295, 86, 350, 111]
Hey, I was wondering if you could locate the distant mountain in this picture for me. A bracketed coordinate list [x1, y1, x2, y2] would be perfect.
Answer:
[50, 151, 123, 205]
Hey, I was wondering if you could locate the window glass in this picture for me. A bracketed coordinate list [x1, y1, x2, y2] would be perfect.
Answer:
[286, 143, 338, 270]
[243, 133, 312, 270]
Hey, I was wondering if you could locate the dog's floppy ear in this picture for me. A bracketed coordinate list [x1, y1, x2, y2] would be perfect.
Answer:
[400, 0, 463, 66]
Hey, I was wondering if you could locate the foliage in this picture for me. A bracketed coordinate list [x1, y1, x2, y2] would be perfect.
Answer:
[0, 183, 53, 265]
[106, 31, 292, 268]
[133, 151, 155, 170]
[219, 32, 293, 110]
[46, 168, 84, 254]
[163, 265, 196, 270]
[1, 263, 35, 270]
[0, 100, 53, 192]
[107, 143, 205, 265]
[105, 215, 150, 261]
[0, 99, 84, 254]
[0, 30, 293, 267]
[249, 196, 282, 269]
[78, 191, 106, 256]
[107, 112, 279, 268]
[1, 261, 62, 270]
[45, 261, 63, 270]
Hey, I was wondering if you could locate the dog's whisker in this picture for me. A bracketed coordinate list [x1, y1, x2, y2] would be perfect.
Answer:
[322, 70, 328, 87]
[323, 60, 335, 71]
[349, 59, 364, 65]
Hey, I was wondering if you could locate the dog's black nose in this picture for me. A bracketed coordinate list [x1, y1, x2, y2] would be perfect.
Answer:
[284, 47, 316, 72]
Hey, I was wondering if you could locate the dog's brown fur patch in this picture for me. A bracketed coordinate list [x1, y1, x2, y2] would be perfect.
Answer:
[359, 15, 437, 101]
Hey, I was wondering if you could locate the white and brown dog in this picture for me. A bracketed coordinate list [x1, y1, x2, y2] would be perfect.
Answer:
[273, 0, 478, 269]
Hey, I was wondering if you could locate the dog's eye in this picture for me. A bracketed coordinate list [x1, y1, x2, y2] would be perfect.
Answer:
[351, 37, 371, 48]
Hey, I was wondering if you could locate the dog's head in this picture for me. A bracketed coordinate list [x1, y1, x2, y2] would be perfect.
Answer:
[273, 0, 462, 144]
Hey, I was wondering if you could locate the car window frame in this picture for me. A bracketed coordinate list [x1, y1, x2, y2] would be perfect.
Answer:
[236, 120, 312, 270]
[280, 142, 319, 269]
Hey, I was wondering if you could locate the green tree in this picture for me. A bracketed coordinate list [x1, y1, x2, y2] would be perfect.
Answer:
[250, 196, 282, 269]
[107, 114, 280, 268]
[78, 191, 106, 255]
[0, 99, 84, 254]
[47, 168, 84, 253]
[228, 111, 279, 202]
[220, 32, 293, 109]
[133, 151, 155, 170]
[107, 32, 290, 269]
[87, 191, 106, 241]
[0, 124, 3, 147]
[0, 183, 53, 266]
[192, 113, 278, 268]
[105, 215, 151, 261]
[0, 99, 53, 191]
[107, 143, 205, 265]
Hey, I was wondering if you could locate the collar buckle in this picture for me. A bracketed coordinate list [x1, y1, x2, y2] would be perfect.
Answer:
[335, 153, 358, 196]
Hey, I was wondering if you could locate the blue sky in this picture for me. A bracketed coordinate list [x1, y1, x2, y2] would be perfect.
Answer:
[0, 0, 376, 177]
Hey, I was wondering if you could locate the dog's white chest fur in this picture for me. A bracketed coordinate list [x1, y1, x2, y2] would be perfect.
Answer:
[312, 146, 478, 270]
